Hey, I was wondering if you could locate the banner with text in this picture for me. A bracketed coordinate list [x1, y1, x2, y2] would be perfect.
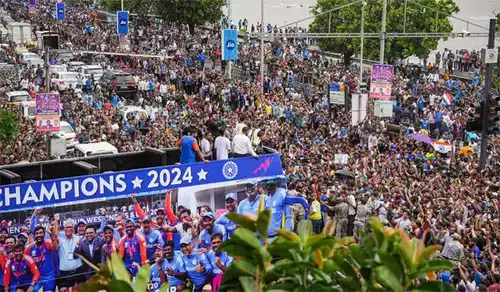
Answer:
[56, 2, 65, 20]
[29, 0, 36, 14]
[116, 11, 129, 35]
[35, 93, 60, 132]
[222, 29, 238, 61]
[328, 83, 345, 105]
[370, 64, 394, 99]
[0, 154, 283, 213]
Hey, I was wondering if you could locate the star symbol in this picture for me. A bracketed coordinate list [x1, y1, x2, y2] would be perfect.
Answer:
[131, 176, 143, 189]
[197, 169, 208, 181]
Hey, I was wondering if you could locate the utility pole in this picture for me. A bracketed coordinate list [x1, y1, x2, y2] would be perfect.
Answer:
[227, 0, 232, 79]
[358, 1, 365, 93]
[479, 18, 497, 170]
[44, 45, 51, 157]
[379, 0, 387, 64]
[260, 0, 264, 93]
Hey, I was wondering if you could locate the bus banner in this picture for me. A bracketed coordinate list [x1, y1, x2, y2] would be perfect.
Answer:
[0, 154, 283, 213]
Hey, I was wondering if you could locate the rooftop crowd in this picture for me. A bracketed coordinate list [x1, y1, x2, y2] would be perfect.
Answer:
[0, 0, 499, 291]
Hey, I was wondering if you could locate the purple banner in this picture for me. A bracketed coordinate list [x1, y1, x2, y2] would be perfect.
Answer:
[35, 93, 60, 132]
[29, 0, 36, 14]
[370, 64, 394, 99]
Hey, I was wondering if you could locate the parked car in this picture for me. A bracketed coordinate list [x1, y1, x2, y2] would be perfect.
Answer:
[3, 91, 30, 103]
[57, 121, 78, 148]
[117, 105, 148, 121]
[18, 52, 44, 66]
[67, 61, 85, 71]
[48, 64, 66, 75]
[100, 70, 138, 98]
[51, 71, 78, 91]
[49, 49, 73, 62]
[76, 65, 103, 82]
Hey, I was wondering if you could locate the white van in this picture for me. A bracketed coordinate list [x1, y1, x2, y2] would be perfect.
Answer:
[58, 121, 79, 148]
[76, 65, 103, 81]
[74, 142, 118, 157]
[20, 100, 36, 119]
[4, 91, 30, 103]
[118, 106, 148, 121]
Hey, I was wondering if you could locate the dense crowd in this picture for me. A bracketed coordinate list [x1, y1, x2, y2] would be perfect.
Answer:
[0, 0, 499, 291]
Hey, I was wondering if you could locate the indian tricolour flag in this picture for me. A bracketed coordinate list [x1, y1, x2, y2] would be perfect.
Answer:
[433, 140, 454, 153]
[442, 91, 453, 106]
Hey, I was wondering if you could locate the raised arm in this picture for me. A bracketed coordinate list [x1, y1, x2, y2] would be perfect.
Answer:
[165, 191, 179, 224]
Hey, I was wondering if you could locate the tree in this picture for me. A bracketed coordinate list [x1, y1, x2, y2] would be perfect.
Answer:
[0, 109, 19, 146]
[220, 211, 454, 292]
[309, 0, 459, 65]
[100, 0, 225, 34]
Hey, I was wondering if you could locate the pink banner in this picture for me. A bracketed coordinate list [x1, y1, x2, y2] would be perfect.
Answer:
[35, 93, 61, 132]
[29, 0, 36, 14]
[369, 64, 394, 99]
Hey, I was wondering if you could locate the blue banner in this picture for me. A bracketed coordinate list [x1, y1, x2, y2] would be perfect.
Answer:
[116, 11, 129, 35]
[56, 2, 64, 20]
[0, 154, 283, 213]
[221, 29, 238, 61]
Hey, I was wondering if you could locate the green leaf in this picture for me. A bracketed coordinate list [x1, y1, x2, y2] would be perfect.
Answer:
[227, 212, 257, 232]
[220, 241, 255, 259]
[77, 282, 108, 291]
[409, 281, 456, 292]
[416, 245, 442, 265]
[253, 246, 272, 270]
[232, 259, 257, 277]
[108, 280, 134, 292]
[297, 220, 312, 243]
[256, 210, 272, 238]
[238, 276, 256, 292]
[111, 253, 131, 284]
[275, 229, 301, 242]
[159, 283, 171, 292]
[374, 265, 403, 292]
[231, 228, 261, 249]
[133, 264, 151, 292]
[377, 251, 403, 282]
[268, 241, 301, 260]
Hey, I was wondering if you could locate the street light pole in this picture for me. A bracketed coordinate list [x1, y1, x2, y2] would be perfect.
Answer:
[260, 0, 264, 93]
[358, 1, 365, 93]
[479, 18, 497, 170]
[379, 0, 387, 64]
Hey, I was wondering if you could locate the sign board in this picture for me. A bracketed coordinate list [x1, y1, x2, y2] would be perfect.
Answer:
[0, 154, 283, 213]
[29, 0, 36, 14]
[484, 48, 498, 64]
[55, 2, 64, 20]
[51, 137, 67, 156]
[116, 11, 129, 35]
[374, 100, 393, 118]
[222, 29, 238, 61]
[351, 94, 368, 126]
[334, 154, 349, 164]
[328, 84, 345, 105]
[35, 93, 61, 132]
[370, 64, 394, 99]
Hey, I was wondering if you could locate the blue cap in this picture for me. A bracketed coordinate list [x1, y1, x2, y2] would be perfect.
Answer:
[77, 220, 87, 226]
[103, 225, 114, 231]
[225, 192, 237, 202]
[18, 233, 28, 239]
[202, 212, 215, 219]
[126, 218, 136, 225]
[180, 236, 191, 246]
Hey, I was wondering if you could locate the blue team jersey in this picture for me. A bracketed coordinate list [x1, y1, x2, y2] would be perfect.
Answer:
[139, 229, 164, 262]
[25, 240, 57, 281]
[207, 251, 233, 275]
[198, 224, 227, 249]
[237, 195, 268, 217]
[181, 253, 212, 288]
[149, 264, 163, 292]
[215, 212, 237, 238]
[266, 188, 291, 236]
[161, 255, 186, 287]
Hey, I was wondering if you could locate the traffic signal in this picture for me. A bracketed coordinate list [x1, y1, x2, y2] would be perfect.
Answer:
[486, 94, 500, 134]
[467, 101, 483, 132]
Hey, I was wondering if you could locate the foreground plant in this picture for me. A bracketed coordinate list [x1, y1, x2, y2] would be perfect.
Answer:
[220, 213, 454, 292]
